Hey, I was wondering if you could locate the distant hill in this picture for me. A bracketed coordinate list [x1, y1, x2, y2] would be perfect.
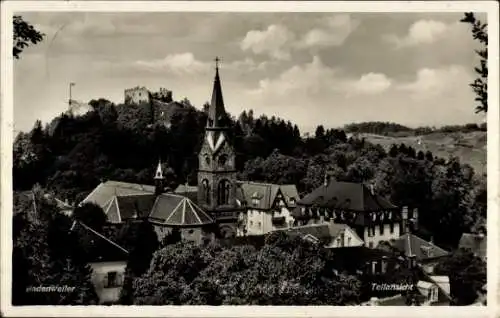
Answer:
[356, 131, 487, 176]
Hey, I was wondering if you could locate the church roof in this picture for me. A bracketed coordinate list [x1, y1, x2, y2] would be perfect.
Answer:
[236, 181, 299, 210]
[298, 181, 397, 212]
[81, 180, 154, 208]
[174, 185, 198, 202]
[102, 194, 156, 223]
[149, 193, 214, 227]
[390, 233, 449, 261]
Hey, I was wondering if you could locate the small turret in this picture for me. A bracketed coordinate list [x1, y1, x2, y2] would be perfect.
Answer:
[154, 159, 165, 195]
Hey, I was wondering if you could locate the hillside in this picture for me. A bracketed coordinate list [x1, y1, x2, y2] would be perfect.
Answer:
[354, 131, 487, 176]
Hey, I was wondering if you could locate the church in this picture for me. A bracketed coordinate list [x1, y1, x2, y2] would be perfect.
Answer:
[81, 58, 300, 241]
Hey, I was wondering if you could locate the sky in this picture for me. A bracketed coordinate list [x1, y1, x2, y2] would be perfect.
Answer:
[14, 11, 486, 134]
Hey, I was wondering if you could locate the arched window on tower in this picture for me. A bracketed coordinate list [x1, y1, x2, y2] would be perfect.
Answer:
[218, 154, 228, 167]
[218, 179, 230, 205]
[202, 179, 210, 205]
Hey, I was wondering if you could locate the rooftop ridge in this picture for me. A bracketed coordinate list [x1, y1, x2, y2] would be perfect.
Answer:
[78, 221, 129, 255]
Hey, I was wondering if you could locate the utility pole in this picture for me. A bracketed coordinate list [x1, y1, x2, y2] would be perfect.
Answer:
[69, 82, 75, 108]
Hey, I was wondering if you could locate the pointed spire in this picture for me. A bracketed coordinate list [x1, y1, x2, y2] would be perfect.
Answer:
[207, 56, 227, 128]
[154, 159, 164, 180]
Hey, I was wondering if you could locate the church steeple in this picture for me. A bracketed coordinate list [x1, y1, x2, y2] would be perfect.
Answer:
[207, 57, 227, 128]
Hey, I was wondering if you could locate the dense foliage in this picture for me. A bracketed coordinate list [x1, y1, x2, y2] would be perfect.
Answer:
[131, 231, 361, 305]
[343, 121, 486, 136]
[434, 249, 486, 305]
[12, 188, 99, 305]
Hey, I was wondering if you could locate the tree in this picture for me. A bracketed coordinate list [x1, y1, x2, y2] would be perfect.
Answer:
[13, 15, 44, 59]
[131, 232, 361, 305]
[434, 249, 486, 305]
[72, 202, 107, 232]
[12, 189, 99, 305]
[461, 12, 488, 113]
[118, 219, 159, 304]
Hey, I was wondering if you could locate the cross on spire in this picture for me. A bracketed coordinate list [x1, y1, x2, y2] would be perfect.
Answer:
[215, 56, 221, 70]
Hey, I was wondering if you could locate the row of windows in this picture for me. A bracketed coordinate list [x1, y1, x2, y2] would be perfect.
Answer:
[368, 223, 396, 237]
[204, 154, 228, 166]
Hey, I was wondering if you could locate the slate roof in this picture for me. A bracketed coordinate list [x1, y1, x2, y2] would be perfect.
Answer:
[236, 181, 299, 210]
[391, 233, 449, 261]
[149, 193, 214, 227]
[459, 233, 487, 259]
[102, 194, 157, 223]
[174, 185, 199, 202]
[298, 181, 397, 211]
[81, 180, 154, 208]
[71, 221, 128, 263]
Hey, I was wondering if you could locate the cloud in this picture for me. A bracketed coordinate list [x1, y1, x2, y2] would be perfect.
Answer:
[384, 20, 456, 48]
[296, 14, 359, 49]
[247, 56, 337, 97]
[344, 73, 392, 95]
[240, 15, 359, 60]
[398, 65, 472, 98]
[134, 53, 211, 74]
[248, 56, 391, 99]
[240, 24, 295, 60]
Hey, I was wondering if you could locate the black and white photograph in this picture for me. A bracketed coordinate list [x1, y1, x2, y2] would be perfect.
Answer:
[1, 1, 498, 314]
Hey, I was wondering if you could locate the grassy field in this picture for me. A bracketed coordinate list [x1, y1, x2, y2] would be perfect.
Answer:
[358, 131, 487, 176]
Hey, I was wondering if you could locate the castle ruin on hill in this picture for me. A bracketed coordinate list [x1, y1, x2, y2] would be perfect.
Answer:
[124, 86, 173, 105]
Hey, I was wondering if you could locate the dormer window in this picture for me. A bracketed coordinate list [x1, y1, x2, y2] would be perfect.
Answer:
[205, 154, 210, 165]
[290, 198, 296, 205]
[251, 192, 261, 207]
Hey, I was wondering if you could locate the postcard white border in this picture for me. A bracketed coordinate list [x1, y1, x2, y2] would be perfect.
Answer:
[1, 1, 499, 317]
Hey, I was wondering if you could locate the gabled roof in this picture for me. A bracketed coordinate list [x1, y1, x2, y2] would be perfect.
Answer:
[149, 193, 213, 227]
[71, 221, 128, 263]
[391, 233, 449, 261]
[81, 180, 154, 208]
[236, 181, 299, 210]
[459, 233, 487, 259]
[298, 181, 397, 211]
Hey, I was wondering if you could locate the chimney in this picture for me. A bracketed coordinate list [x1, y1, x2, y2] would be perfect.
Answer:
[402, 206, 409, 233]
[412, 208, 419, 230]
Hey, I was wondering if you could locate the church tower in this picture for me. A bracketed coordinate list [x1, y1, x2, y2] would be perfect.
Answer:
[198, 57, 239, 226]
